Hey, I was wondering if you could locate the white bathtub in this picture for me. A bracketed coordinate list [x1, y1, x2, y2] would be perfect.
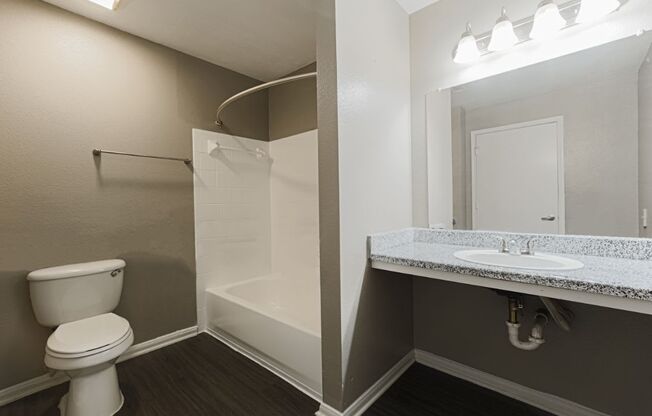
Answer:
[205, 271, 322, 398]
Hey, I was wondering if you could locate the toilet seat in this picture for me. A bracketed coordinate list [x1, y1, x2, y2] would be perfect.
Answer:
[46, 313, 131, 359]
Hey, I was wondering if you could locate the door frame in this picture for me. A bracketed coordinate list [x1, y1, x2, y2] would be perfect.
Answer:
[470, 116, 565, 234]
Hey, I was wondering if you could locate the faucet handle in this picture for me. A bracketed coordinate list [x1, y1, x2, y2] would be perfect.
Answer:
[521, 239, 536, 255]
[496, 237, 507, 253]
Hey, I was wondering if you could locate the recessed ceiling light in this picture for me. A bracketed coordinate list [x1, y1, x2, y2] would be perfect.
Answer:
[87, 0, 121, 10]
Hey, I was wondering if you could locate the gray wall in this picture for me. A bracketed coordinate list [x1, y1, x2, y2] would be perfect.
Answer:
[413, 278, 652, 416]
[455, 69, 640, 237]
[0, 0, 268, 390]
[269, 63, 318, 141]
[640, 46, 652, 238]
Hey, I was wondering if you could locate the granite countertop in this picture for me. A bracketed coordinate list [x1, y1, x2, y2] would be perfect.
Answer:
[369, 229, 652, 302]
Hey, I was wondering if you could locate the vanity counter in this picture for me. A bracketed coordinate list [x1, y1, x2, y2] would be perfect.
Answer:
[370, 228, 652, 315]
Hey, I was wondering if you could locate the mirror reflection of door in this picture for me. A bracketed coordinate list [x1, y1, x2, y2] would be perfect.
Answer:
[471, 117, 565, 234]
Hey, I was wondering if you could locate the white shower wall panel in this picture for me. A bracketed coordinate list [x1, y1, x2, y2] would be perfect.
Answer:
[269, 130, 320, 275]
[192, 128, 321, 396]
[192, 129, 272, 329]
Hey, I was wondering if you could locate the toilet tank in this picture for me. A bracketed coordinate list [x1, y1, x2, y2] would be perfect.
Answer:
[27, 259, 126, 327]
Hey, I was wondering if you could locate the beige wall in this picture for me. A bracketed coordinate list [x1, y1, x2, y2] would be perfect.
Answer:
[269, 63, 318, 141]
[413, 278, 652, 416]
[455, 68, 640, 237]
[0, 0, 268, 389]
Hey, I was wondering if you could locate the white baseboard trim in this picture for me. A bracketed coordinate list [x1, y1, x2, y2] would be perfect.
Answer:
[118, 326, 198, 363]
[315, 403, 342, 416]
[0, 326, 199, 407]
[204, 328, 323, 403]
[414, 349, 610, 416]
[0, 372, 68, 408]
[315, 351, 415, 416]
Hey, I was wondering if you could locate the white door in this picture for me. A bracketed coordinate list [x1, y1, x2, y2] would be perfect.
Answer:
[471, 117, 565, 234]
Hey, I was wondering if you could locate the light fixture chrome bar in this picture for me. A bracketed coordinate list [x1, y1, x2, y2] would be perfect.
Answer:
[92, 149, 192, 165]
[215, 72, 317, 127]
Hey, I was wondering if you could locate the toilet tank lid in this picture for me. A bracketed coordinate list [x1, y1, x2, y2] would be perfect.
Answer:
[27, 259, 126, 281]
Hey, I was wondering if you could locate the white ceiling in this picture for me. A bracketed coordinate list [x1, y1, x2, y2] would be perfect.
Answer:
[42, 0, 317, 81]
[395, 0, 440, 14]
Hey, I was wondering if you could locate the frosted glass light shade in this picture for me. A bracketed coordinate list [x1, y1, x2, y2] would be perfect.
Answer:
[453, 25, 481, 64]
[576, 0, 620, 23]
[530, 1, 567, 40]
[488, 9, 519, 52]
[88, 0, 120, 10]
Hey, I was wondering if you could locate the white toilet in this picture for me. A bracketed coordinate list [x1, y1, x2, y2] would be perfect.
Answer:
[27, 259, 134, 416]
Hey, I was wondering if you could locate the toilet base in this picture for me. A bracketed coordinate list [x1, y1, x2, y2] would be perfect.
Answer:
[58, 363, 124, 416]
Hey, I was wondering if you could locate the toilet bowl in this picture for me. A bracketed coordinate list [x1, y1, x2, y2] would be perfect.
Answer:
[27, 260, 132, 416]
[44, 313, 134, 416]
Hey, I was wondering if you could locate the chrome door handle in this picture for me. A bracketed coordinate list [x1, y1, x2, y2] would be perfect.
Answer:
[541, 216, 556, 221]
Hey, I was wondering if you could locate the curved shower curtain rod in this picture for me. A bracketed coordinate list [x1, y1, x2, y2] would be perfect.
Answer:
[215, 71, 317, 127]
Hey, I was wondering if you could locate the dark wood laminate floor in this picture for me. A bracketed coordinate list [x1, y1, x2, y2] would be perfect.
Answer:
[2, 335, 554, 416]
[364, 364, 553, 416]
[0, 334, 319, 416]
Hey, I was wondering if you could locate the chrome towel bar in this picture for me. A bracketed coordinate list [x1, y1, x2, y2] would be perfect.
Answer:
[92, 149, 192, 165]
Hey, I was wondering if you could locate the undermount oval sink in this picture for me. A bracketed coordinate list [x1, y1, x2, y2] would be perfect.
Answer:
[453, 250, 584, 271]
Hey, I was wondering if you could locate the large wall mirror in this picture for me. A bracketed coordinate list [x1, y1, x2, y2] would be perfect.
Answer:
[427, 32, 652, 238]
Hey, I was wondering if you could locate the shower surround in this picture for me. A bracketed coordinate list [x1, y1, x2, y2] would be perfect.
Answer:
[192, 129, 321, 398]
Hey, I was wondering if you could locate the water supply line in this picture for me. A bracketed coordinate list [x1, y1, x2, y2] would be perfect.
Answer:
[506, 295, 549, 351]
[540, 296, 573, 331]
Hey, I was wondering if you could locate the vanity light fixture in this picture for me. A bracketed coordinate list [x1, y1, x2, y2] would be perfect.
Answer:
[453, 24, 481, 64]
[530, 0, 567, 40]
[576, 0, 621, 23]
[452, 0, 625, 64]
[87, 0, 121, 10]
[488, 8, 519, 52]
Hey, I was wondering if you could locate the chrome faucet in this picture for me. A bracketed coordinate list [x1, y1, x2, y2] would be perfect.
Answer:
[508, 239, 521, 255]
[496, 238, 535, 255]
[521, 239, 536, 256]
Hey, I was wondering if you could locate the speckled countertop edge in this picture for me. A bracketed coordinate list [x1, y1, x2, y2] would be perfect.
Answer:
[369, 229, 652, 302]
[370, 228, 652, 260]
